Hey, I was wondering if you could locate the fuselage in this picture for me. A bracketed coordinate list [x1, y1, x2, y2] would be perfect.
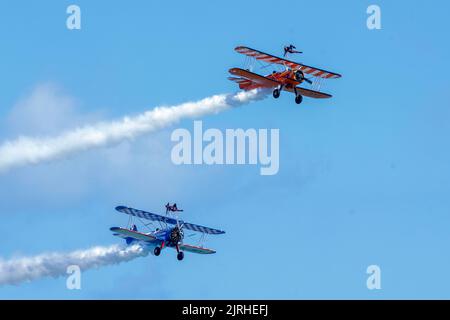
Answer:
[127, 226, 183, 248]
[239, 69, 302, 91]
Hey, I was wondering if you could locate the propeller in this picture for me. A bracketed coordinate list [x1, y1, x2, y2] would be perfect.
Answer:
[170, 225, 184, 244]
[303, 78, 313, 85]
[170, 211, 185, 246]
[295, 70, 313, 84]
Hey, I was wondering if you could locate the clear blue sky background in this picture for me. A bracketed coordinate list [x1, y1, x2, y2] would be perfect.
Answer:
[0, 0, 450, 299]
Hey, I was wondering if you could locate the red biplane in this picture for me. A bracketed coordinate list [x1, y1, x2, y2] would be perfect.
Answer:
[229, 45, 341, 104]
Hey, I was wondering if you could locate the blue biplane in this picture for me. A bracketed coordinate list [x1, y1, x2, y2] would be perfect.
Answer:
[111, 205, 225, 261]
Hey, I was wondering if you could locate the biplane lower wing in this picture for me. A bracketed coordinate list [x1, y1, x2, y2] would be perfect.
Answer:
[111, 228, 216, 254]
[179, 244, 216, 254]
[228, 77, 251, 84]
[284, 86, 332, 99]
[229, 68, 280, 88]
[110, 227, 159, 244]
[229, 68, 332, 99]
[228, 77, 253, 89]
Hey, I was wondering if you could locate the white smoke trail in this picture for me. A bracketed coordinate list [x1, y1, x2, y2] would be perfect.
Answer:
[0, 89, 268, 172]
[0, 244, 148, 286]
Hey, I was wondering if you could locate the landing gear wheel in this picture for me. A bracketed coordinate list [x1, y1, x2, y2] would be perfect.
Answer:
[154, 246, 161, 256]
[177, 251, 184, 261]
[295, 95, 303, 104]
[273, 89, 280, 99]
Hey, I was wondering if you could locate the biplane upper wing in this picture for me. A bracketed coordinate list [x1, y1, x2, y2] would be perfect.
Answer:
[116, 205, 225, 235]
[116, 205, 178, 225]
[110, 227, 159, 243]
[229, 68, 280, 88]
[181, 221, 225, 235]
[179, 244, 216, 254]
[235, 46, 342, 79]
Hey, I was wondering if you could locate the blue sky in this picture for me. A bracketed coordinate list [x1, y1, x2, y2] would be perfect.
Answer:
[0, 0, 450, 299]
